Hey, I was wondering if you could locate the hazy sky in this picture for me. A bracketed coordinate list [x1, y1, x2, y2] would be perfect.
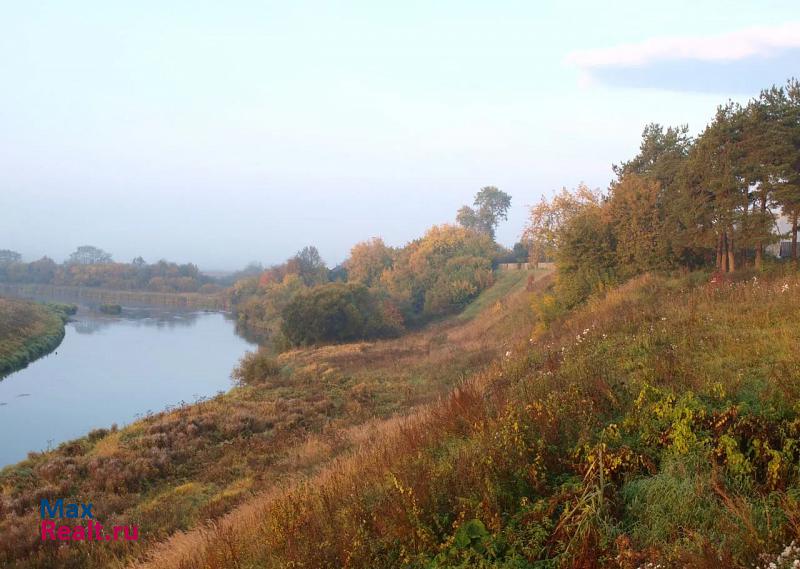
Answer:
[2, 2, 799, 270]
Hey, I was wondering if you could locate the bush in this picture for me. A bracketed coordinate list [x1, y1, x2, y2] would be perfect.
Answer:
[99, 303, 122, 315]
[47, 302, 78, 317]
[281, 283, 403, 346]
[233, 349, 283, 384]
[423, 255, 494, 316]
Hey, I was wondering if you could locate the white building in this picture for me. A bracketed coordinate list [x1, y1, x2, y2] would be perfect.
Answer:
[766, 214, 796, 258]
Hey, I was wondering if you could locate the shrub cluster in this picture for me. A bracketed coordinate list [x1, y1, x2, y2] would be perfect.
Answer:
[233, 225, 502, 347]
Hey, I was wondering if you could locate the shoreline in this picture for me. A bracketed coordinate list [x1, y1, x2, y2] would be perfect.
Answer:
[0, 300, 67, 379]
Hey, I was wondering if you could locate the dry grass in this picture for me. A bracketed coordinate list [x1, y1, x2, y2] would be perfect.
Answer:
[0, 270, 545, 569]
[127, 270, 800, 569]
[0, 297, 65, 376]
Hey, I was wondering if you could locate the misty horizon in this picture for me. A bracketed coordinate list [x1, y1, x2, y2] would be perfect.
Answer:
[3, 3, 799, 270]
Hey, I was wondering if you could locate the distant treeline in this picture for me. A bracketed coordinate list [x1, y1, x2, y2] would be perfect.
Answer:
[0, 245, 221, 295]
[233, 187, 517, 347]
[524, 77, 800, 310]
[0, 283, 229, 311]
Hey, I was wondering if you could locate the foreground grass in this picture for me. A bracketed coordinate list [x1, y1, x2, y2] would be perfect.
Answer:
[131, 271, 800, 568]
[0, 270, 541, 569]
[0, 297, 69, 377]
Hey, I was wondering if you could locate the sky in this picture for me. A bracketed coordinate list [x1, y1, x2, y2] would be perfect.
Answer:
[1, 1, 799, 270]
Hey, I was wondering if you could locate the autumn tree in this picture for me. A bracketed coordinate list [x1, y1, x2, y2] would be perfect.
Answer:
[607, 174, 671, 277]
[281, 283, 402, 346]
[382, 224, 497, 319]
[522, 184, 601, 266]
[611, 123, 692, 266]
[346, 238, 394, 287]
[554, 197, 617, 309]
[291, 246, 329, 286]
[456, 186, 512, 239]
[237, 273, 307, 342]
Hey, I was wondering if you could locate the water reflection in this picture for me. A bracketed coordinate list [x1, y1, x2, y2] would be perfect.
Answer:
[0, 305, 256, 467]
[70, 307, 208, 335]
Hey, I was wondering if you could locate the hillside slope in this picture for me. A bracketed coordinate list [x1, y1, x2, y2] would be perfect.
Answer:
[0, 269, 546, 569]
[132, 272, 800, 569]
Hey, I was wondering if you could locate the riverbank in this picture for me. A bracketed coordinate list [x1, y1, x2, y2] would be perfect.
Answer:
[0, 283, 229, 311]
[0, 270, 543, 568]
[0, 298, 70, 378]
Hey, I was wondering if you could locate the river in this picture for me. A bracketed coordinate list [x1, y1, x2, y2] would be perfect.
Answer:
[0, 305, 256, 467]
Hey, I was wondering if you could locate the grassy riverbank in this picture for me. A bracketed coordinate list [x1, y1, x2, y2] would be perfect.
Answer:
[135, 270, 800, 569]
[0, 270, 543, 568]
[4, 268, 798, 568]
[0, 298, 70, 378]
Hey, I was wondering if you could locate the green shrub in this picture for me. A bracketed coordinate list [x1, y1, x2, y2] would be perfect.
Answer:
[233, 349, 283, 384]
[281, 282, 403, 346]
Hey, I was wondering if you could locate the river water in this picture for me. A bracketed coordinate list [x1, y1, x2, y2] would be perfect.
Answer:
[0, 306, 256, 467]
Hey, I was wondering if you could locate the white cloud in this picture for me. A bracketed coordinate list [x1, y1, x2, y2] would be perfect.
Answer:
[566, 22, 800, 69]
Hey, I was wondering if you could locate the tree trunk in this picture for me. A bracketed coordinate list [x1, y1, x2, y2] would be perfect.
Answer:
[727, 227, 736, 273]
[793, 211, 798, 264]
[741, 200, 749, 269]
[755, 192, 767, 271]
[716, 232, 723, 271]
[721, 232, 728, 272]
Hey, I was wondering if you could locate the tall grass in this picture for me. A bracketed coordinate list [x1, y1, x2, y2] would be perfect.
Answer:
[131, 271, 800, 568]
[0, 270, 544, 569]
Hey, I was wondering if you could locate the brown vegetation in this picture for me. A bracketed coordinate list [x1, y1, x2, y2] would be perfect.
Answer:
[0, 270, 544, 569]
[130, 270, 800, 569]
